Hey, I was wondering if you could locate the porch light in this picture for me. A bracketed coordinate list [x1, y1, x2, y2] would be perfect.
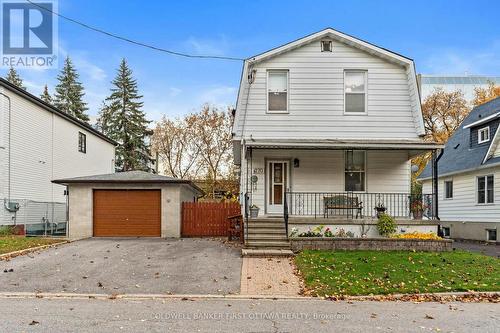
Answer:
[294, 158, 300, 168]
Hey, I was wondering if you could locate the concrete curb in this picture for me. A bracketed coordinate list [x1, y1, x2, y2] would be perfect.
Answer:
[0, 291, 497, 302]
[0, 240, 69, 261]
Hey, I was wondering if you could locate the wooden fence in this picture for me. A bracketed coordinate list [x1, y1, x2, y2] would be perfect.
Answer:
[181, 202, 241, 237]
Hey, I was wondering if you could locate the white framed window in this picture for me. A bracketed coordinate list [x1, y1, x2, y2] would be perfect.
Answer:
[442, 226, 450, 238]
[321, 40, 332, 52]
[444, 180, 453, 199]
[486, 229, 497, 241]
[345, 150, 366, 192]
[477, 175, 494, 204]
[267, 70, 288, 113]
[344, 70, 367, 114]
[478, 126, 490, 143]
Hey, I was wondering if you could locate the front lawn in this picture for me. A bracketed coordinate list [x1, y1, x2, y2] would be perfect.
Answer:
[0, 236, 64, 255]
[295, 250, 500, 296]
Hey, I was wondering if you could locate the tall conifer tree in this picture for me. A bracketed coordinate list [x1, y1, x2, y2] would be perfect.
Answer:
[100, 59, 151, 171]
[6, 67, 26, 89]
[53, 56, 89, 122]
[40, 84, 52, 104]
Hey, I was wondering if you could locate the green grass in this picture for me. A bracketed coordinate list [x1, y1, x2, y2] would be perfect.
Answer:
[295, 250, 500, 296]
[0, 236, 64, 255]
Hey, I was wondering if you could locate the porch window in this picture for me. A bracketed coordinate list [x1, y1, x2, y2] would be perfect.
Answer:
[477, 175, 494, 204]
[267, 70, 288, 112]
[345, 150, 365, 191]
[344, 70, 367, 114]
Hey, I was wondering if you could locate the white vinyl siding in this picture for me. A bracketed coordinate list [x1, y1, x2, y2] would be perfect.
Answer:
[234, 39, 420, 140]
[422, 167, 500, 223]
[0, 88, 115, 225]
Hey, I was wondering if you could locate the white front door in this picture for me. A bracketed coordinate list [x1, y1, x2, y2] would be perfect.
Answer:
[267, 161, 289, 215]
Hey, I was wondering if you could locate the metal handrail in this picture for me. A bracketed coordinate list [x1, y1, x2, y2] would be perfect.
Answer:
[284, 191, 435, 220]
[284, 192, 289, 239]
[244, 192, 249, 243]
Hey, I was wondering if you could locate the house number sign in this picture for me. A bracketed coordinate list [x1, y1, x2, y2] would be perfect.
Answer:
[253, 168, 264, 174]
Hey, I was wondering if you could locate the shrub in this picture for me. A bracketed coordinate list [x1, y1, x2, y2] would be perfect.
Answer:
[377, 214, 396, 237]
[0, 225, 14, 236]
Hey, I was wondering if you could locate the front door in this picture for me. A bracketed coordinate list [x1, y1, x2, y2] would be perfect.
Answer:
[267, 161, 289, 214]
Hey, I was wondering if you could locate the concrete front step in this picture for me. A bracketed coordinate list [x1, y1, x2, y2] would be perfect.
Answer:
[247, 228, 287, 234]
[241, 248, 294, 257]
[246, 234, 288, 241]
[245, 240, 291, 249]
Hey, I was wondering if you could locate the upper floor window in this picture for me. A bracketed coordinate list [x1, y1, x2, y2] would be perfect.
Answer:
[344, 71, 367, 114]
[444, 180, 453, 199]
[267, 70, 288, 113]
[345, 150, 366, 192]
[478, 127, 490, 144]
[78, 132, 86, 153]
[477, 175, 494, 204]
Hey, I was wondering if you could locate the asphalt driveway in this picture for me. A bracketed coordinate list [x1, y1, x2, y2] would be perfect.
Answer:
[0, 238, 242, 295]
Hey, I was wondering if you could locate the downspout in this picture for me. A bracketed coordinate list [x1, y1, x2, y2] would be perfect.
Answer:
[1, 92, 18, 214]
[432, 148, 444, 220]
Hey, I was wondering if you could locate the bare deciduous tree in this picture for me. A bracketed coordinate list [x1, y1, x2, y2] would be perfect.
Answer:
[191, 104, 233, 198]
[151, 116, 201, 179]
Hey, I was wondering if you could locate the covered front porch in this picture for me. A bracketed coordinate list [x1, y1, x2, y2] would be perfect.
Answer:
[240, 139, 442, 222]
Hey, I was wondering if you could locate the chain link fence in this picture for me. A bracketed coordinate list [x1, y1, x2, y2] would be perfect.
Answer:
[1, 199, 67, 237]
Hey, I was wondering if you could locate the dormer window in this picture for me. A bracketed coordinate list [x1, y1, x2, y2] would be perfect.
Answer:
[478, 127, 490, 144]
[321, 40, 332, 52]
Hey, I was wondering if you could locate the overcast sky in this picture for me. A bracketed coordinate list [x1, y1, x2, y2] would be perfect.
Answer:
[2, 0, 499, 123]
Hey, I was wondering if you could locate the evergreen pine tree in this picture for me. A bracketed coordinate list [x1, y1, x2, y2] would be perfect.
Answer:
[6, 67, 26, 89]
[40, 84, 52, 104]
[53, 56, 89, 122]
[101, 59, 151, 171]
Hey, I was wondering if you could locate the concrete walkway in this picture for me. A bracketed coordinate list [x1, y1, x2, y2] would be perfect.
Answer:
[452, 240, 500, 258]
[240, 257, 301, 295]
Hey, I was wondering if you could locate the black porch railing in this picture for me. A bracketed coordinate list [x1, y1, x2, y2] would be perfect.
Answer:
[284, 192, 435, 220]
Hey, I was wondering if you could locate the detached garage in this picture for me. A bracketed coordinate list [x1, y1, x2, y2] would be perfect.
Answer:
[52, 171, 202, 240]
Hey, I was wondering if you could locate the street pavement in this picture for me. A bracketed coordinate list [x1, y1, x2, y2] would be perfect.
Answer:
[0, 297, 498, 332]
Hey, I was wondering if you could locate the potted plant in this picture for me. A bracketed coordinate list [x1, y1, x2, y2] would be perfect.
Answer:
[410, 200, 425, 220]
[249, 204, 260, 218]
[374, 203, 386, 218]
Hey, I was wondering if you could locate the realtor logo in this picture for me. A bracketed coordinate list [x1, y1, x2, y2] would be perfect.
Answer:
[1, 0, 58, 68]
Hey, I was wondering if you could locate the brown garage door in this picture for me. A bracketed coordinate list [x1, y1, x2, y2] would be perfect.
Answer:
[93, 190, 161, 237]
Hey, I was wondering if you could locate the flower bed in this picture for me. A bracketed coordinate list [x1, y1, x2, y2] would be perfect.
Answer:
[290, 237, 453, 252]
[391, 232, 442, 240]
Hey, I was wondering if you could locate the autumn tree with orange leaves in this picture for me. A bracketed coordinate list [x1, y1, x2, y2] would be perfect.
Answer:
[473, 81, 500, 106]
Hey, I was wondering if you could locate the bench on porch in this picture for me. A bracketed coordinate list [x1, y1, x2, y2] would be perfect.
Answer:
[323, 195, 363, 219]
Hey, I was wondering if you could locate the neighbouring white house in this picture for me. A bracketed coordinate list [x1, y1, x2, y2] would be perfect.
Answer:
[0, 78, 116, 235]
[231, 28, 443, 247]
[419, 97, 500, 243]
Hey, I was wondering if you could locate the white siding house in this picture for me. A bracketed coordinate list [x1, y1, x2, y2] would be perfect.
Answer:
[420, 97, 500, 242]
[232, 29, 442, 243]
[0, 78, 116, 234]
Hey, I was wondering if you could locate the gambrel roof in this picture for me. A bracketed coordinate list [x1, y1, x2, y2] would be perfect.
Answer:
[232, 27, 425, 138]
[419, 97, 500, 180]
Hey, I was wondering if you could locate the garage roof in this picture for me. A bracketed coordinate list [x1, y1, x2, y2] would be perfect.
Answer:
[53, 171, 203, 193]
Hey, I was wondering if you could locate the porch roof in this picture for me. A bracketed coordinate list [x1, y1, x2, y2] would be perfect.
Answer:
[244, 139, 443, 156]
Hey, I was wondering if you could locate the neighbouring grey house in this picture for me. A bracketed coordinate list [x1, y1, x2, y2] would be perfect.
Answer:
[232, 28, 443, 248]
[420, 97, 500, 242]
[52, 171, 202, 240]
[0, 78, 116, 236]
